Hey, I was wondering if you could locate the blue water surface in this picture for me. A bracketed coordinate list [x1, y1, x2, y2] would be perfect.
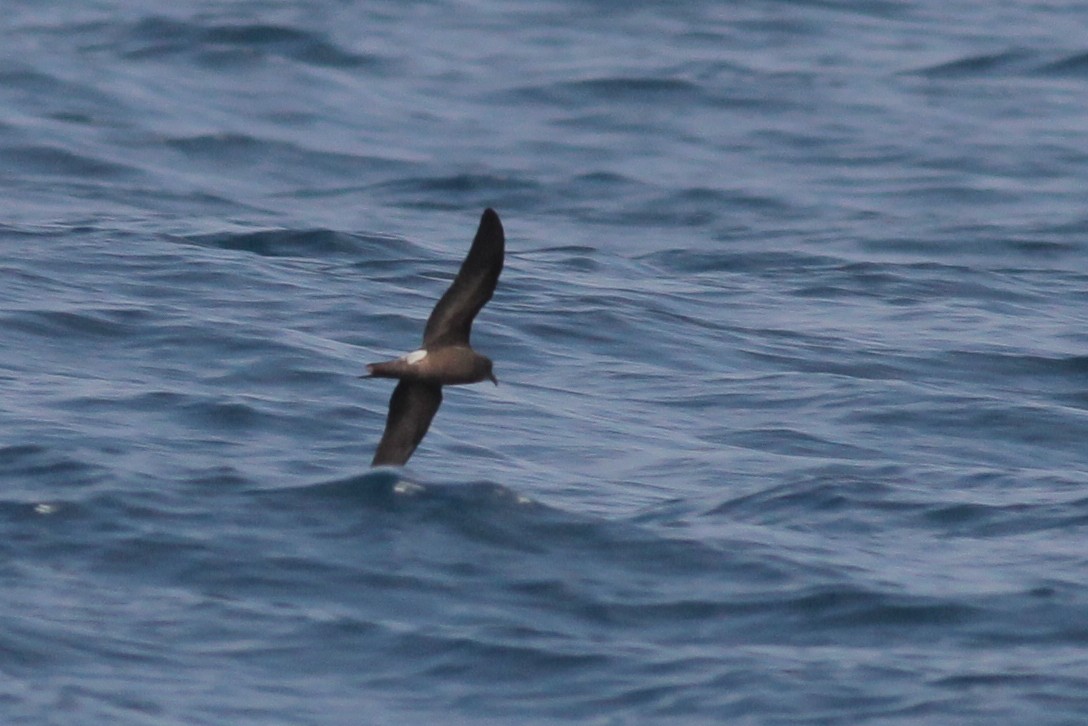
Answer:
[2, 0, 1087, 723]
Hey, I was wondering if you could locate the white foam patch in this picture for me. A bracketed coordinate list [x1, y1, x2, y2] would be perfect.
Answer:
[404, 349, 427, 364]
[393, 480, 424, 496]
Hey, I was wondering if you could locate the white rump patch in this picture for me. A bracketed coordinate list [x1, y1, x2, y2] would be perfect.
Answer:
[403, 349, 427, 365]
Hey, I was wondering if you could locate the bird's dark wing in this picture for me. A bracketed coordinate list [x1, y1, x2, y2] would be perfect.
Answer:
[371, 381, 443, 466]
[422, 208, 504, 348]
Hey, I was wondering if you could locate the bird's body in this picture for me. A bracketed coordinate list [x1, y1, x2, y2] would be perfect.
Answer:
[365, 209, 504, 467]
[366, 346, 495, 386]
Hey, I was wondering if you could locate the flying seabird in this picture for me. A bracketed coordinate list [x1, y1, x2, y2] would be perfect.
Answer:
[365, 208, 504, 466]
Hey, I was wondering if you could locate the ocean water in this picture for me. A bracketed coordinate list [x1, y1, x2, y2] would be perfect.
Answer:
[2, 0, 1088, 723]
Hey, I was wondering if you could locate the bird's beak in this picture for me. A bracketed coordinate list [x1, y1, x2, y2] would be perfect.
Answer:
[488, 372, 499, 386]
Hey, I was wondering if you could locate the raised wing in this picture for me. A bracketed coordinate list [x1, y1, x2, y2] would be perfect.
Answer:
[422, 208, 504, 348]
[371, 381, 443, 466]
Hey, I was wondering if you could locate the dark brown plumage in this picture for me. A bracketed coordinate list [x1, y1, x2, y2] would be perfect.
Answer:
[365, 209, 504, 466]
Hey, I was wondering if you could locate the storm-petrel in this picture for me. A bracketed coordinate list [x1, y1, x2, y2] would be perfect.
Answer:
[365, 208, 504, 466]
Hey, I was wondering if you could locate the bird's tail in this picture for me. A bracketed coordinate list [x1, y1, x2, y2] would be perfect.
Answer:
[361, 361, 400, 379]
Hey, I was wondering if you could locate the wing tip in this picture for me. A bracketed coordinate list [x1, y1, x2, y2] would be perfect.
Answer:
[479, 208, 503, 239]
